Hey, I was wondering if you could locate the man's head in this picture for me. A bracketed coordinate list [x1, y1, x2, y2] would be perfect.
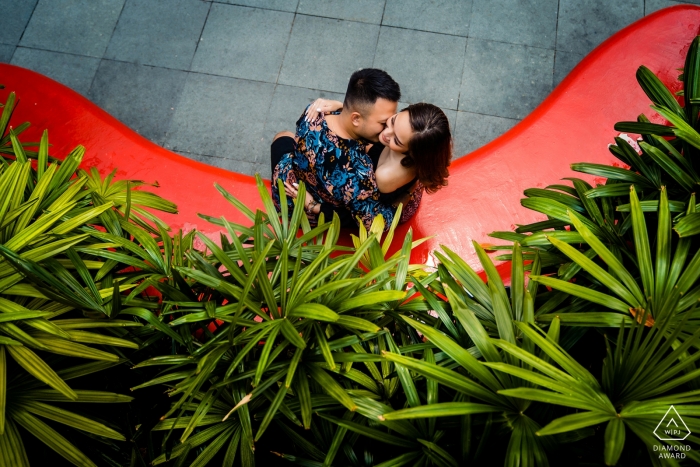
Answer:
[343, 69, 400, 142]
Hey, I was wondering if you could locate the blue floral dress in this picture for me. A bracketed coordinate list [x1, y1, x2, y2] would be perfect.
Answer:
[272, 107, 422, 230]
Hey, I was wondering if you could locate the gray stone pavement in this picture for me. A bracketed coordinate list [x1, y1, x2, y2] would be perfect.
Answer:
[1, 0, 696, 177]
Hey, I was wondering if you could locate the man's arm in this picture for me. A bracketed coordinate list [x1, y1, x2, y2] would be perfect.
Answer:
[328, 157, 397, 231]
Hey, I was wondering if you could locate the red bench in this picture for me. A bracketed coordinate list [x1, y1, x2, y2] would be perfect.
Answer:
[2, 5, 698, 278]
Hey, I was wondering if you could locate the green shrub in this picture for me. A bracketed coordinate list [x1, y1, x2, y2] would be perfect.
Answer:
[0, 92, 181, 467]
[4, 35, 700, 467]
[132, 177, 457, 466]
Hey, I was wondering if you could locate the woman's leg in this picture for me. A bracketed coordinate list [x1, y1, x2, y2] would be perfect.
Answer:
[270, 131, 295, 174]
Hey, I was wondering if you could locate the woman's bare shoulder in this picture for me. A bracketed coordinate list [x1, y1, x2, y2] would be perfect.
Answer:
[375, 160, 415, 193]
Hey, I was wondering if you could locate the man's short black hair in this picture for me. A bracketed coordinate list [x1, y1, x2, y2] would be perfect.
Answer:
[343, 69, 401, 113]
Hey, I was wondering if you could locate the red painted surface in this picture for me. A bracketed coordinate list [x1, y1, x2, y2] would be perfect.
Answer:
[1, 5, 698, 275]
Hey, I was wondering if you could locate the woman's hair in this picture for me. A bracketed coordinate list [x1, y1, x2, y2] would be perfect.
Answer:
[401, 103, 452, 194]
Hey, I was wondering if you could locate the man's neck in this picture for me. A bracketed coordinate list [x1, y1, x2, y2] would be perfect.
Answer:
[327, 109, 359, 141]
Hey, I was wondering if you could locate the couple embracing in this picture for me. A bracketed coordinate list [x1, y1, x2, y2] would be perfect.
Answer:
[270, 68, 452, 231]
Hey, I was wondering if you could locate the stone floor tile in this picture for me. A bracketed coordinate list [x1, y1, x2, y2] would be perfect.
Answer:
[11, 48, 99, 95]
[297, 0, 385, 23]
[470, 0, 558, 49]
[215, 157, 260, 177]
[459, 39, 554, 119]
[177, 151, 261, 176]
[20, 0, 125, 57]
[453, 111, 518, 158]
[0, 44, 15, 63]
[216, 0, 298, 12]
[556, 0, 644, 56]
[645, 0, 683, 14]
[2, 0, 666, 175]
[279, 15, 379, 93]
[165, 73, 275, 161]
[105, 0, 209, 70]
[88, 60, 188, 145]
[0, 0, 38, 46]
[553, 50, 584, 86]
[191, 4, 293, 83]
[382, 0, 472, 36]
[374, 26, 465, 110]
[263, 84, 344, 146]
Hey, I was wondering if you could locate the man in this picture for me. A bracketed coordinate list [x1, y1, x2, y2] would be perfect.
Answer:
[270, 68, 404, 230]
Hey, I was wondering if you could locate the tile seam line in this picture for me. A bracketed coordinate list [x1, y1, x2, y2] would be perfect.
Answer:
[10, 45, 103, 62]
[455, 37, 470, 117]
[378, 24, 556, 51]
[371, 0, 388, 68]
[78, 56, 345, 96]
[177, 150, 258, 164]
[262, 3, 299, 164]
[175, 150, 224, 160]
[104, 0, 128, 57]
[456, 110, 520, 121]
[164, 1, 215, 150]
[16, 0, 41, 45]
[464, 0, 475, 37]
[553, 0, 561, 84]
[79, 56, 195, 74]
[275, 11, 295, 85]
[455, 0, 474, 115]
[85, 0, 128, 98]
[210, 0, 295, 14]
[461, 35, 556, 52]
[213, 1, 383, 25]
[187, 1, 214, 71]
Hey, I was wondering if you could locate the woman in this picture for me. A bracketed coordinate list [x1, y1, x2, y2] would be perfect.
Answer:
[277, 100, 452, 229]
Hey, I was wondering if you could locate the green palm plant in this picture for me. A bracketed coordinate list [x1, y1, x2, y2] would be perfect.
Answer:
[0, 89, 184, 466]
[375, 241, 584, 466]
[131, 176, 464, 465]
[490, 37, 700, 275]
[0, 148, 136, 466]
[473, 36, 700, 465]
[526, 187, 700, 335]
[487, 317, 700, 466]
[379, 195, 700, 466]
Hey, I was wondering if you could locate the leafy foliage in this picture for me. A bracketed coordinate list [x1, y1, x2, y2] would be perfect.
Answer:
[0, 91, 181, 466]
[132, 176, 462, 466]
[480, 36, 700, 465]
[5, 35, 700, 467]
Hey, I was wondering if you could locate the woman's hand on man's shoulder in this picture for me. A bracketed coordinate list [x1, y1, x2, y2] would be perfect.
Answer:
[305, 98, 343, 122]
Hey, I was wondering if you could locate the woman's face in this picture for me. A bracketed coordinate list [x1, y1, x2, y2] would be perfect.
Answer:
[379, 110, 413, 153]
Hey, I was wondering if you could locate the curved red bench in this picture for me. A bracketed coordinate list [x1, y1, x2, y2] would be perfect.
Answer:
[1, 5, 698, 276]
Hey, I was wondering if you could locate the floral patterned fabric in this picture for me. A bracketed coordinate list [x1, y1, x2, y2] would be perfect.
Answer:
[272, 107, 422, 230]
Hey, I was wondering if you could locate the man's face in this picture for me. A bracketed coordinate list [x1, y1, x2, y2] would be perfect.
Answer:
[355, 98, 398, 142]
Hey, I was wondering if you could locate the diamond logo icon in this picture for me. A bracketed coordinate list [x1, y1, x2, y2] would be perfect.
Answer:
[654, 406, 691, 441]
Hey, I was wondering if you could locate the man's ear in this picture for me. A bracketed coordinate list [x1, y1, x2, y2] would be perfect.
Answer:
[350, 111, 363, 127]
